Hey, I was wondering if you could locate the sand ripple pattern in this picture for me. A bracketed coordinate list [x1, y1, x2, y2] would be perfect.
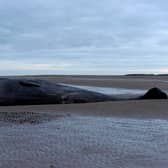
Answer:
[0, 115, 168, 167]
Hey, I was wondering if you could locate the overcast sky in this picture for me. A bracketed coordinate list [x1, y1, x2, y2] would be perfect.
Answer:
[0, 0, 168, 75]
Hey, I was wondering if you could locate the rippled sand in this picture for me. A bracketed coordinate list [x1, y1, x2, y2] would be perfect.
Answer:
[0, 112, 168, 168]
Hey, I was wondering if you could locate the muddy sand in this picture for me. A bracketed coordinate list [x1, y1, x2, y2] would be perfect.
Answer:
[0, 75, 168, 168]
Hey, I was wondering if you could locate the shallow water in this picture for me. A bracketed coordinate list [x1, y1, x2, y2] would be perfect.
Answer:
[1, 115, 168, 168]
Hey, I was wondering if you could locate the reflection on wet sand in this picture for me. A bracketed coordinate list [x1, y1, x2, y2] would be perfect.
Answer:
[0, 114, 168, 168]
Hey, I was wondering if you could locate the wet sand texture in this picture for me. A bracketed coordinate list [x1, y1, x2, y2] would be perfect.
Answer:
[0, 116, 168, 168]
[0, 112, 63, 124]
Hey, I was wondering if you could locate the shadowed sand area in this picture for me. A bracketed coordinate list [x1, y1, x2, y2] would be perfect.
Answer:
[0, 75, 168, 167]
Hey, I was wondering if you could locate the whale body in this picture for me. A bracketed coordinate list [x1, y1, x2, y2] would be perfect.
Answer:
[139, 87, 167, 99]
[0, 78, 166, 106]
[0, 78, 114, 105]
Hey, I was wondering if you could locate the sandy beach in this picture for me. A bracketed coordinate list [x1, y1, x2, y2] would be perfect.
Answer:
[0, 75, 168, 168]
[31, 75, 168, 89]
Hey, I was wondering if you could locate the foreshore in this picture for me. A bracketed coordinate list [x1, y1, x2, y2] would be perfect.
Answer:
[0, 75, 168, 168]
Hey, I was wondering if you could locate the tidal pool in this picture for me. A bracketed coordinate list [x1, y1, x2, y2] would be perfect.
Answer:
[0, 114, 168, 168]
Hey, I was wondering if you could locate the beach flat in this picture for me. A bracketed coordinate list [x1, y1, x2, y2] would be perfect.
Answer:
[0, 75, 168, 167]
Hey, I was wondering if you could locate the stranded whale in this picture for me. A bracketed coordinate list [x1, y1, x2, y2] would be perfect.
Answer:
[0, 78, 166, 105]
[0, 78, 114, 105]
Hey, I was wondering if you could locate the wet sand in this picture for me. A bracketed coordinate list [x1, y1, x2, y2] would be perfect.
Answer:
[1, 114, 168, 168]
[30, 75, 168, 89]
[0, 75, 168, 167]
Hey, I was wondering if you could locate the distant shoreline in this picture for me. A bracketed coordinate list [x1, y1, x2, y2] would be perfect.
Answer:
[1, 73, 168, 78]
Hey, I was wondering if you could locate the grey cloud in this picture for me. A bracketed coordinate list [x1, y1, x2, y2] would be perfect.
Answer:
[0, 0, 168, 74]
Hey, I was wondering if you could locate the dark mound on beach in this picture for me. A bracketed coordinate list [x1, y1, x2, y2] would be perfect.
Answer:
[139, 87, 168, 100]
[0, 78, 167, 106]
[140, 88, 168, 99]
[0, 78, 114, 105]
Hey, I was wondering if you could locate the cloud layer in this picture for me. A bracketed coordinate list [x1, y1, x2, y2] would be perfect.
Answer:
[0, 0, 168, 74]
